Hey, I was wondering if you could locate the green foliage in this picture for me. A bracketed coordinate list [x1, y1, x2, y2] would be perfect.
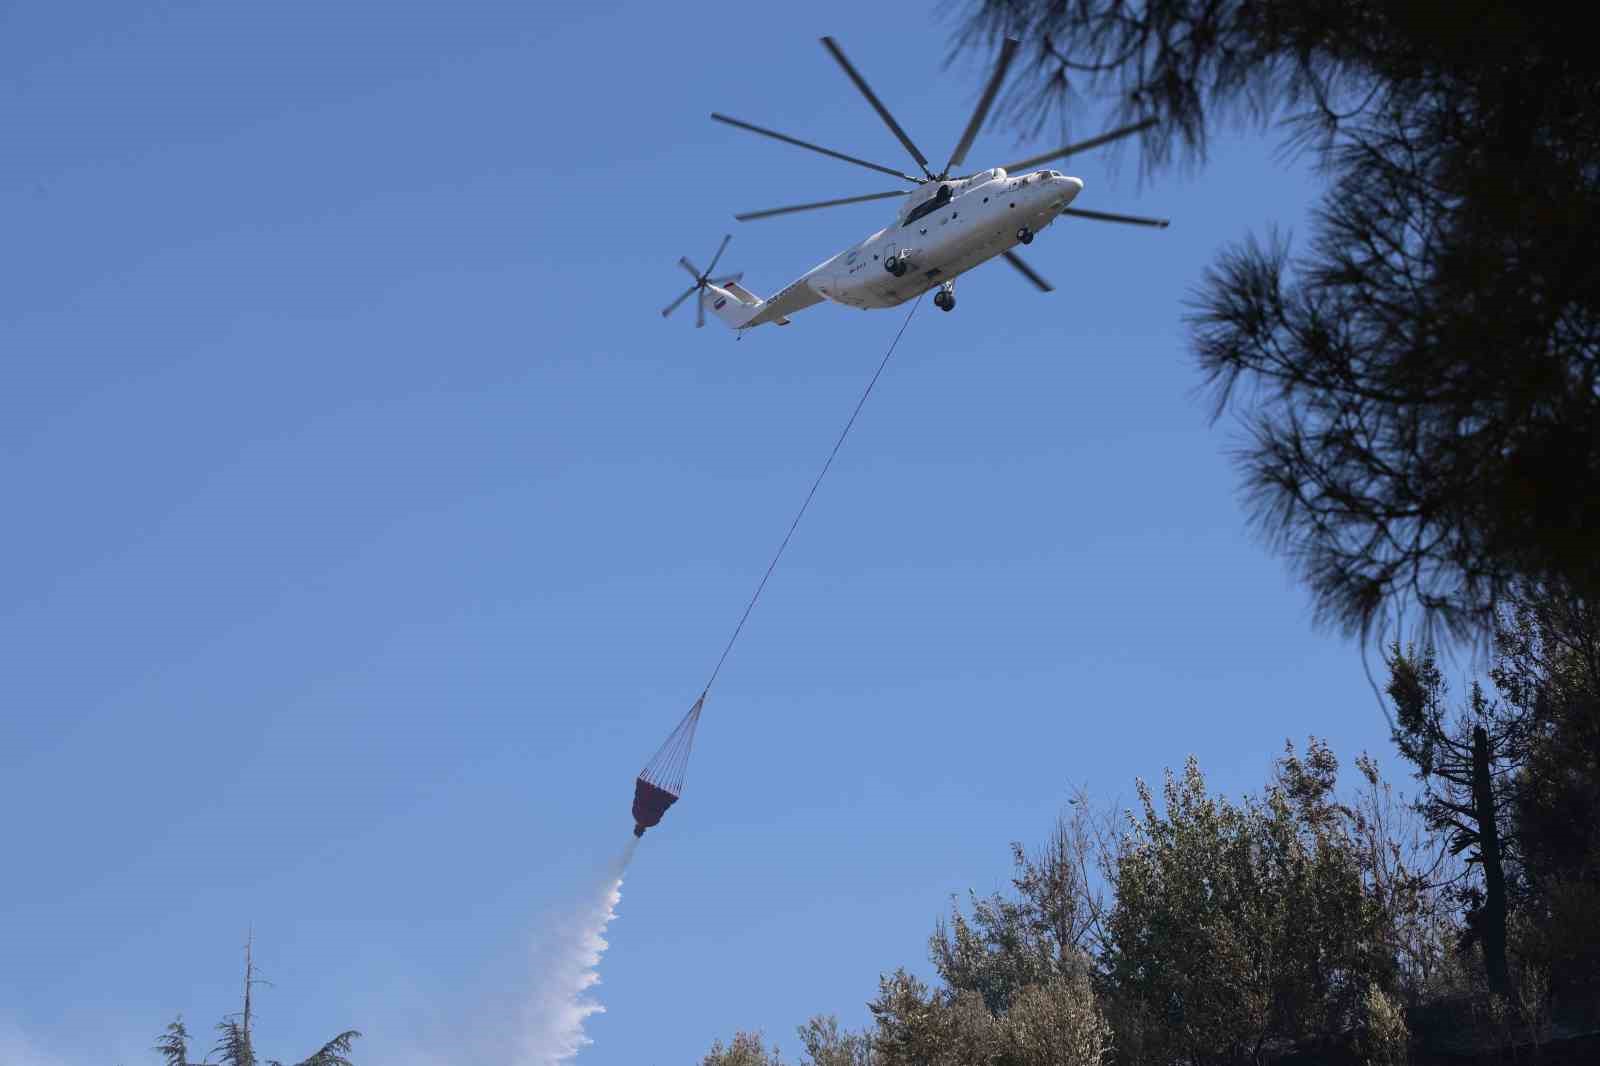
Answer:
[1385, 591, 1600, 1001]
[886, 806, 1114, 1066]
[866, 970, 944, 1066]
[865, 970, 1006, 1066]
[698, 744, 1502, 1066]
[1385, 643, 1521, 995]
[212, 1019, 254, 1066]
[155, 945, 359, 1066]
[1004, 971, 1113, 1066]
[1106, 754, 1387, 1065]
[154, 1018, 189, 1066]
[955, 1, 1600, 645]
[1356, 984, 1409, 1066]
[702, 1031, 785, 1066]
[698, 689, 1600, 1064]
[1386, 645, 1527, 821]
[932, 802, 1105, 1016]
[269, 1031, 361, 1066]
[933, 991, 1005, 1066]
[207, 1015, 359, 1066]
[796, 1015, 873, 1066]
[933, 890, 1066, 1019]
[1497, 593, 1600, 993]
[1512, 874, 1600, 996]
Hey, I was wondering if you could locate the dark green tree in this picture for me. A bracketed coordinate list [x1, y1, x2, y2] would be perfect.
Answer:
[1493, 590, 1600, 993]
[154, 1018, 191, 1066]
[154, 938, 360, 1066]
[952, 1, 1600, 645]
[1385, 644, 1525, 996]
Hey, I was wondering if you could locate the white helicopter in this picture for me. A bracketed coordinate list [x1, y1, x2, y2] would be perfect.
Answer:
[662, 36, 1170, 330]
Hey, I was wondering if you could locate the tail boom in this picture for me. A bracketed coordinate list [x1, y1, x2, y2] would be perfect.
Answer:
[703, 281, 789, 329]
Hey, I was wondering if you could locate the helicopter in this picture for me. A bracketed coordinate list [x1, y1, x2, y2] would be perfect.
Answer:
[661, 36, 1171, 330]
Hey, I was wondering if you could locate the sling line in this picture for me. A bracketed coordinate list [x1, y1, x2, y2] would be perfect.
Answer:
[701, 294, 924, 700]
[632, 295, 923, 835]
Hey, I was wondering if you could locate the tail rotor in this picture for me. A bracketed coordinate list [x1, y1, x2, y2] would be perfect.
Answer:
[662, 235, 742, 328]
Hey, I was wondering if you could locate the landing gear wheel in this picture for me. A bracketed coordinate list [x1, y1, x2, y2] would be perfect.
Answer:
[1016, 226, 1034, 245]
[934, 291, 956, 312]
[885, 255, 907, 277]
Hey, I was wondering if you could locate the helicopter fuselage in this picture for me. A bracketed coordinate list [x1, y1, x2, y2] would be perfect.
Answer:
[709, 167, 1085, 329]
[811, 169, 1082, 310]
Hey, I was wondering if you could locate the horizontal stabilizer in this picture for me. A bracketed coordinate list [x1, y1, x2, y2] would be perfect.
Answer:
[722, 281, 762, 306]
[721, 281, 791, 324]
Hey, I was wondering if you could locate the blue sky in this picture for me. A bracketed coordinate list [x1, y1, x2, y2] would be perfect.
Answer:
[4, 2, 1413, 1064]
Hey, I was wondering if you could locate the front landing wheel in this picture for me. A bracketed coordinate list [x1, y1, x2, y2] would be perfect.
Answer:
[1016, 226, 1034, 245]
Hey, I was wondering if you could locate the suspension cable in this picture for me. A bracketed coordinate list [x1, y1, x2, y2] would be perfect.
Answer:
[700, 296, 923, 700]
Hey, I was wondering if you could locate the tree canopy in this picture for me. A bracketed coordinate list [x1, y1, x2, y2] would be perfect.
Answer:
[953, 1, 1600, 645]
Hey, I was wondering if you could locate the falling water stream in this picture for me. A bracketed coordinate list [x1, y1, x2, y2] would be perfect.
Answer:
[523, 838, 638, 1065]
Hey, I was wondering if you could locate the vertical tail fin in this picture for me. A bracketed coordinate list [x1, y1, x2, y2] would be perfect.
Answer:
[703, 281, 765, 330]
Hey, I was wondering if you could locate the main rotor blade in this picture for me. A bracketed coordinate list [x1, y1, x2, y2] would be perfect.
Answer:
[1061, 206, 1171, 228]
[697, 291, 705, 328]
[704, 234, 732, 277]
[711, 113, 921, 183]
[662, 284, 698, 318]
[735, 189, 909, 222]
[942, 38, 1019, 177]
[1002, 249, 1054, 292]
[820, 37, 933, 179]
[1001, 118, 1158, 173]
[680, 257, 704, 281]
